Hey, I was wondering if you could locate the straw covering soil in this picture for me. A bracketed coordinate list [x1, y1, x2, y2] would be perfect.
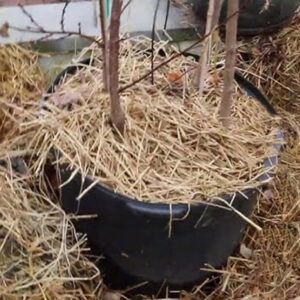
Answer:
[34, 37, 279, 204]
[0, 168, 101, 299]
[0, 45, 45, 143]
[190, 13, 300, 299]
[0, 46, 101, 300]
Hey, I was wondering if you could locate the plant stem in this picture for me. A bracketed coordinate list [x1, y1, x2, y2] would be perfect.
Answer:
[211, 0, 224, 28]
[211, 0, 224, 66]
[218, 0, 239, 127]
[109, 0, 125, 134]
[99, 0, 109, 91]
[193, 0, 215, 93]
[151, 0, 161, 85]
[194, 0, 224, 95]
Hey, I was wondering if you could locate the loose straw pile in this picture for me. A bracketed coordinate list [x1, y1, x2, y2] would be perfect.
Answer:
[0, 45, 45, 142]
[196, 11, 300, 297]
[0, 167, 101, 299]
[237, 11, 300, 129]
[0, 46, 102, 299]
[34, 37, 280, 204]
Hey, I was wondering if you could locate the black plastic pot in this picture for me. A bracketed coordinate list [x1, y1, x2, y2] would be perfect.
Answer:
[191, 0, 300, 36]
[46, 56, 282, 296]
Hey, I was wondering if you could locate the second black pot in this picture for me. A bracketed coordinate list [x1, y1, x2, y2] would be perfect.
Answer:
[191, 0, 300, 36]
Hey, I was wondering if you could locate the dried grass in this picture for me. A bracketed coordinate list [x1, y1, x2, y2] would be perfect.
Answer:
[189, 11, 300, 299]
[0, 168, 102, 299]
[0, 45, 45, 143]
[196, 142, 300, 300]
[0, 46, 102, 300]
[28, 37, 280, 205]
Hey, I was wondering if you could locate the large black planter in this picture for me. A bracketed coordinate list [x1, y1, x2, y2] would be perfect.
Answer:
[46, 57, 282, 296]
[191, 0, 300, 36]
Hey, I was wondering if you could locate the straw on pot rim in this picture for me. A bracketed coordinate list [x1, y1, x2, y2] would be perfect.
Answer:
[26, 36, 281, 205]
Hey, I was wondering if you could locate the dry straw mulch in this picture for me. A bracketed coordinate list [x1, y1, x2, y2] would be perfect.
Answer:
[0, 45, 45, 143]
[0, 46, 102, 300]
[189, 13, 300, 300]
[30, 37, 280, 205]
[0, 168, 102, 299]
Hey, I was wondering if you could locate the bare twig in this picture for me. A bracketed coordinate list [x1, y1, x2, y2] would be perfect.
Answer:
[211, 0, 224, 28]
[218, 0, 239, 126]
[151, 0, 161, 85]
[60, 0, 70, 31]
[194, 0, 224, 94]
[193, 0, 215, 93]
[118, 37, 214, 94]
[99, 0, 109, 91]
[210, 0, 224, 67]
[164, 0, 171, 30]
[109, 0, 125, 134]
[18, 4, 42, 30]
[121, 0, 132, 14]
[11, 5, 105, 48]
[9, 25, 104, 48]
[37, 32, 57, 42]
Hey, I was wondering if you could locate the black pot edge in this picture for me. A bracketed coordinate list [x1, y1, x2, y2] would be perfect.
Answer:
[45, 53, 284, 213]
[60, 163, 258, 217]
[59, 168, 259, 295]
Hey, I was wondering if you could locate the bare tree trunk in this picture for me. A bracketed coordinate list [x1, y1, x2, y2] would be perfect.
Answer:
[194, 0, 224, 95]
[99, 0, 109, 91]
[194, 0, 214, 93]
[211, 0, 224, 28]
[109, 0, 125, 134]
[218, 0, 239, 127]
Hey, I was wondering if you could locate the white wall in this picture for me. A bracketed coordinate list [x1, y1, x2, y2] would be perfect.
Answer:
[0, 0, 188, 44]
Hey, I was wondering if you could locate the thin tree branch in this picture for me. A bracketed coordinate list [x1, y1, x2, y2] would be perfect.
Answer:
[60, 0, 70, 31]
[164, 0, 171, 30]
[193, 0, 215, 93]
[151, 0, 161, 85]
[109, 0, 125, 134]
[11, 5, 105, 48]
[99, 0, 108, 91]
[9, 25, 104, 48]
[18, 4, 42, 30]
[121, 0, 132, 14]
[211, 0, 224, 28]
[218, 0, 239, 126]
[194, 0, 224, 94]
